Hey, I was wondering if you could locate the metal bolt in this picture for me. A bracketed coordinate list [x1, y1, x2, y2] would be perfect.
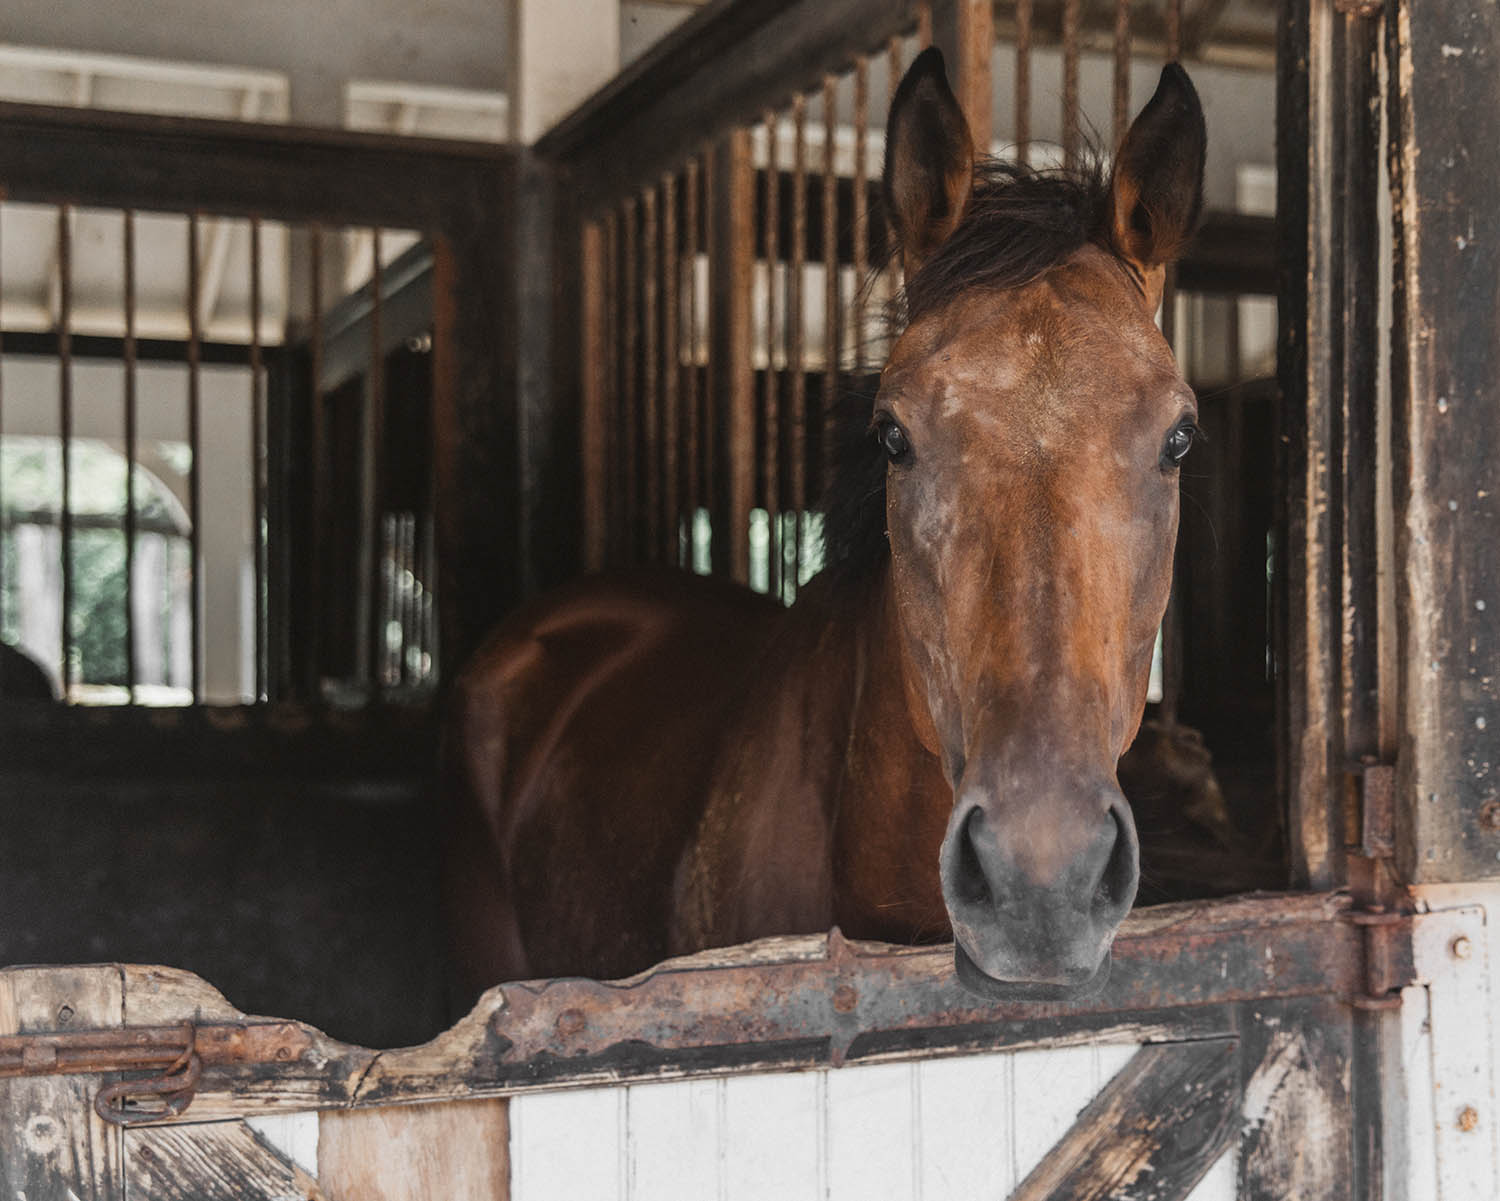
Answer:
[1480, 798, 1500, 831]
[56, 1005, 74, 1026]
[1451, 935, 1473, 960]
[832, 985, 859, 1014]
[1458, 1105, 1480, 1133]
[275, 1046, 292, 1061]
[555, 1008, 587, 1038]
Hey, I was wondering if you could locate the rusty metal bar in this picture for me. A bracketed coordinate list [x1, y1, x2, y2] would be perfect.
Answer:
[1062, 0, 1082, 168]
[702, 148, 721, 573]
[956, 0, 995, 154]
[916, 0, 933, 48]
[306, 226, 325, 697]
[821, 76, 841, 495]
[367, 227, 386, 691]
[0, 193, 4, 642]
[581, 220, 608, 572]
[58, 206, 74, 698]
[1016, 0, 1033, 164]
[249, 217, 265, 701]
[718, 129, 755, 584]
[761, 111, 782, 595]
[622, 197, 641, 562]
[788, 94, 808, 592]
[1113, 0, 1132, 149]
[603, 209, 621, 564]
[660, 173, 681, 564]
[123, 210, 137, 697]
[186, 211, 202, 701]
[642, 186, 661, 560]
[1166, 0, 1182, 60]
[683, 158, 701, 549]
[851, 60, 869, 377]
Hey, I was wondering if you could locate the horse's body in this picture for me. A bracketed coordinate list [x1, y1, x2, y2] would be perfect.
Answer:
[447, 50, 1207, 1000]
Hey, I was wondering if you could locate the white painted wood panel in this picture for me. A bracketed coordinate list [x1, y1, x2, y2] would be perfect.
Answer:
[1185, 1146, 1238, 1201]
[509, 1042, 1146, 1201]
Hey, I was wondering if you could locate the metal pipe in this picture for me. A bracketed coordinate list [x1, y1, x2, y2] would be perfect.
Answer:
[368, 227, 385, 691]
[249, 217, 265, 701]
[58, 207, 74, 699]
[661, 174, 681, 564]
[789, 93, 808, 592]
[186, 211, 202, 701]
[762, 111, 782, 596]
[123, 210, 138, 697]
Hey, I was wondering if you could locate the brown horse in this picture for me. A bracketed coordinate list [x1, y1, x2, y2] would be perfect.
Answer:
[445, 50, 1206, 1001]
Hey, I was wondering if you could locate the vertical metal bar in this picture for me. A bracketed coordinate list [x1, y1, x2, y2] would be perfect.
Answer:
[367, 227, 385, 692]
[186, 211, 202, 701]
[0, 194, 5, 645]
[249, 217, 265, 701]
[1015, 0, 1033, 164]
[1166, 0, 1182, 60]
[621, 196, 640, 562]
[603, 210, 620, 563]
[581, 220, 608, 572]
[821, 76, 841, 494]
[642, 186, 661, 560]
[307, 226, 325, 697]
[58, 206, 74, 699]
[956, 0, 994, 154]
[683, 158, 701, 553]
[916, 0, 933, 48]
[123, 210, 138, 698]
[789, 94, 808, 592]
[761, 111, 782, 595]
[702, 147, 720, 573]
[1062, 0, 1082, 168]
[852, 60, 869, 376]
[660, 173, 681, 564]
[1113, 0, 1132, 150]
[712, 129, 756, 585]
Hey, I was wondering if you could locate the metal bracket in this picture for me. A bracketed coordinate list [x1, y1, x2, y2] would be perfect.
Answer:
[1349, 760, 1397, 861]
[1343, 906, 1416, 1010]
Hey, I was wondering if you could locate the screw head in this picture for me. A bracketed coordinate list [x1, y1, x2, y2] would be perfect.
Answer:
[1459, 1105, 1481, 1133]
[1451, 935, 1474, 960]
[1480, 798, 1500, 831]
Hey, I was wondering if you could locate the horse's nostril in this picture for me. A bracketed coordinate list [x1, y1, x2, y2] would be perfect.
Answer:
[954, 808, 993, 908]
[1093, 805, 1137, 914]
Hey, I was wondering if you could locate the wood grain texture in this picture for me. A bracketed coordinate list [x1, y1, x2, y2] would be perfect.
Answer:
[128, 1120, 320, 1200]
[318, 1099, 509, 1201]
[1010, 1039, 1240, 1201]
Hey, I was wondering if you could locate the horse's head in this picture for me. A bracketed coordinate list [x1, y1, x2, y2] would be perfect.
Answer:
[876, 50, 1205, 995]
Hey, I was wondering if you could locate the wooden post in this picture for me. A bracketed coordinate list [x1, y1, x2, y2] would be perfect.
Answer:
[955, 0, 993, 154]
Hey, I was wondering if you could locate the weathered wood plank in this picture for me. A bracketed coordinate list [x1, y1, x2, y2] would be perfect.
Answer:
[1010, 1039, 1240, 1201]
[318, 1099, 509, 1201]
[127, 1120, 319, 1201]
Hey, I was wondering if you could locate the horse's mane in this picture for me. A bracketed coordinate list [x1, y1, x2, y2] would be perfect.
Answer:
[818, 155, 1111, 585]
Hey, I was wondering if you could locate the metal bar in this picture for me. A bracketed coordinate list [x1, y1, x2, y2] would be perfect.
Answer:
[603, 209, 621, 564]
[660, 173, 681, 564]
[0, 192, 4, 643]
[581, 220, 608, 572]
[821, 76, 841, 495]
[1113, 0, 1132, 150]
[1166, 0, 1182, 60]
[306, 226, 325, 698]
[711, 129, 756, 585]
[1016, 0, 1033, 164]
[367, 227, 385, 692]
[761, 111, 781, 595]
[1062, 0, 1082, 168]
[789, 93, 808, 592]
[702, 148, 720, 574]
[186, 211, 202, 701]
[851, 59, 869, 376]
[58, 206, 74, 699]
[641, 186, 661, 560]
[683, 158, 701, 551]
[956, 0, 995, 154]
[622, 196, 640, 562]
[249, 217, 265, 701]
[916, 0, 933, 48]
[123, 210, 137, 697]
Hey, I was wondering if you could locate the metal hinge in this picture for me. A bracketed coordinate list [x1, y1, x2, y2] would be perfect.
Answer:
[1350, 760, 1397, 861]
[1343, 905, 1416, 1010]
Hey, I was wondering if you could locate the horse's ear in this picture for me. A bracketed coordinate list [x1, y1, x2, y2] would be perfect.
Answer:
[883, 47, 975, 276]
[1106, 63, 1206, 310]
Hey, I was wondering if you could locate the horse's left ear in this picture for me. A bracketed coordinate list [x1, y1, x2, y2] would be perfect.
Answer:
[1106, 63, 1206, 310]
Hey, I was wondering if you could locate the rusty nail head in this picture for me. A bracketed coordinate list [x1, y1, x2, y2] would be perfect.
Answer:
[1459, 1105, 1480, 1132]
[556, 1009, 587, 1038]
[832, 985, 858, 1013]
[1481, 799, 1500, 831]
[275, 1046, 292, 1061]
[1451, 935, 1473, 960]
[56, 1005, 74, 1026]
[140, 1146, 154, 1160]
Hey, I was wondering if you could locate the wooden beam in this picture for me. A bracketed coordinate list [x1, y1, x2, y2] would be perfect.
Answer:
[1010, 1039, 1241, 1201]
[956, 0, 994, 153]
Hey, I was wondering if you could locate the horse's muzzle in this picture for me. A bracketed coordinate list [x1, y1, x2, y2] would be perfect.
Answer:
[938, 774, 1138, 990]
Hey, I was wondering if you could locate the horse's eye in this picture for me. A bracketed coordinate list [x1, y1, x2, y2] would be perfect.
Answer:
[878, 418, 912, 463]
[1162, 421, 1197, 469]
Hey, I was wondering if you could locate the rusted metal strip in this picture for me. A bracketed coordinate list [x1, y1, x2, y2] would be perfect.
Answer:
[710, 130, 755, 584]
[603, 209, 621, 564]
[1015, 0, 1033, 164]
[761, 110, 782, 593]
[249, 217, 265, 701]
[683, 157, 702, 543]
[821, 76, 841, 495]
[0, 193, 5, 638]
[789, 93, 808, 591]
[700, 150, 720, 572]
[186, 211, 202, 701]
[58, 205, 74, 698]
[1062, 0, 1082, 168]
[1166, 0, 1182, 60]
[622, 196, 641, 562]
[490, 895, 1364, 1070]
[367, 227, 386, 690]
[641, 186, 661, 560]
[660, 173, 681, 564]
[123, 209, 137, 697]
[581, 220, 608, 572]
[1113, 0, 1132, 149]
[916, 0, 933, 49]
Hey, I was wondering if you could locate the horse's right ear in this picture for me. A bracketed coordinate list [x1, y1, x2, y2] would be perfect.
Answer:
[883, 47, 975, 276]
